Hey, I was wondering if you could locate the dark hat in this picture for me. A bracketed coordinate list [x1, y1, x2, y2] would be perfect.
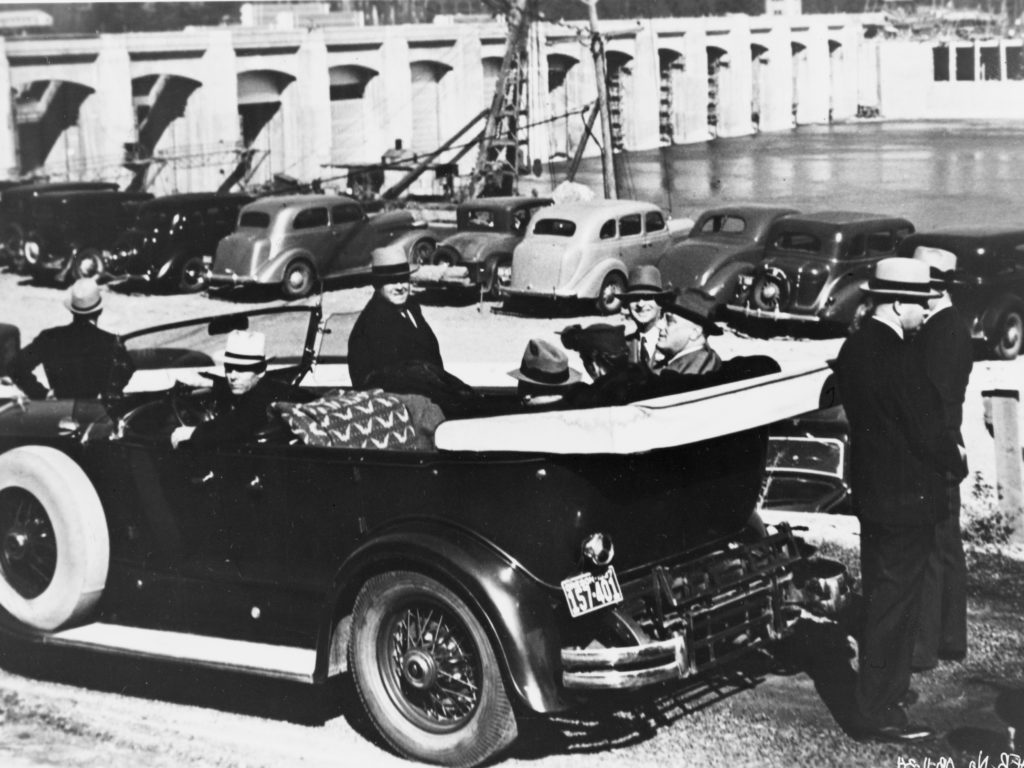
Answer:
[370, 243, 418, 284]
[560, 323, 628, 359]
[508, 338, 582, 388]
[861, 257, 941, 300]
[912, 246, 964, 287]
[64, 277, 103, 314]
[662, 288, 723, 336]
[618, 265, 672, 302]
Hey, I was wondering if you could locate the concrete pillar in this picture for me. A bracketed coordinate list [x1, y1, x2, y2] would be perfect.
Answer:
[830, 25, 859, 121]
[377, 31, 412, 191]
[758, 22, 794, 133]
[524, 21, 549, 172]
[445, 30, 484, 177]
[677, 23, 711, 144]
[983, 390, 1024, 545]
[289, 29, 331, 183]
[194, 30, 239, 192]
[795, 22, 830, 124]
[88, 36, 135, 184]
[877, 41, 930, 119]
[631, 21, 661, 151]
[856, 38, 881, 113]
[717, 22, 754, 138]
[0, 39, 16, 178]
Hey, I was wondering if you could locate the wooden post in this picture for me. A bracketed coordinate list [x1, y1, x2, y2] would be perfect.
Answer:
[586, 0, 617, 200]
[982, 389, 1024, 543]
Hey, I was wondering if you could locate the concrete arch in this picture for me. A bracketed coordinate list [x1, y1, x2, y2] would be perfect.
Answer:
[409, 60, 453, 153]
[828, 39, 842, 118]
[547, 52, 585, 159]
[751, 43, 769, 131]
[237, 69, 297, 184]
[14, 79, 95, 178]
[791, 41, 808, 125]
[328, 64, 380, 165]
[707, 45, 729, 138]
[658, 48, 685, 144]
[606, 50, 634, 150]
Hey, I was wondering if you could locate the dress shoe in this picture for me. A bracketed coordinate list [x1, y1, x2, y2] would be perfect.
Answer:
[897, 689, 920, 707]
[852, 723, 936, 744]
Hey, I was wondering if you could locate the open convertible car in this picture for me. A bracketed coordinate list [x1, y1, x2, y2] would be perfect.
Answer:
[0, 305, 851, 767]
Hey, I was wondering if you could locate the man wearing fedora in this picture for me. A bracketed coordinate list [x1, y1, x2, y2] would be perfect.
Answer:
[910, 246, 972, 673]
[655, 288, 724, 375]
[508, 338, 582, 408]
[620, 265, 672, 372]
[10, 277, 134, 400]
[348, 244, 443, 389]
[834, 257, 966, 744]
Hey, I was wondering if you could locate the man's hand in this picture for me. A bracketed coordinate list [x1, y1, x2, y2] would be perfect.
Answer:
[170, 425, 196, 448]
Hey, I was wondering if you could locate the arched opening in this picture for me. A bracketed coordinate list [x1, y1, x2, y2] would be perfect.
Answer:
[409, 61, 453, 154]
[14, 79, 94, 178]
[547, 53, 583, 159]
[127, 74, 202, 191]
[237, 69, 296, 185]
[328, 64, 379, 165]
[750, 43, 769, 132]
[828, 40, 842, 121]
[606, 51, 633, 150]
[791, 41, 808, 126]
[706, 46, 729, 138]
[658, 49, 684, 145]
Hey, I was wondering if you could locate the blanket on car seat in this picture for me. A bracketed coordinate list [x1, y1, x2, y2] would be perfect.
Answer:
[274, 388, 442, 451]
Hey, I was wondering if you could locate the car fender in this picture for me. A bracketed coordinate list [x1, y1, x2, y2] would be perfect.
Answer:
[318, 522, 568, 714]
[980, 293, 1024, 339]
[703, 261, 757, 304]
[818, 277, 865, 325]
[565, 258, 627, 299]
[255, 247, 316, 284]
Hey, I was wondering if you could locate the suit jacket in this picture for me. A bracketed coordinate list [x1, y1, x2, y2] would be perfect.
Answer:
[190, 377, 312, 445]
[625, 327, 662, 371]
[834, 319, 965, 526]
[347, 293, 443, 388]
[916, 305, 972, 447]
[661, 345, 722, 375]
[9, 319, 135, 400]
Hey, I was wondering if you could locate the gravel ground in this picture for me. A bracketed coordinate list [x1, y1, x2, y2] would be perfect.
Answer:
[1, 272, 1023, 767]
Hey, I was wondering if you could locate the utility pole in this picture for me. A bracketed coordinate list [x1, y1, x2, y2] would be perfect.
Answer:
[586, 0, 617, 199]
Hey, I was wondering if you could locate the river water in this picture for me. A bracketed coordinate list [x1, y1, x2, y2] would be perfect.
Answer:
[540, 119, 1024, 232]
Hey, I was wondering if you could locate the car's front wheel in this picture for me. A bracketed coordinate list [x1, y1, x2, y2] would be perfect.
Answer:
[349, 571, 518, 767]
[281, 259, 316, 299]
[595, 271, 626, 315]
[410, 237, 436, 267]
[176, 254, 208, 294]
[992, 308, 1024, 360]
[69, 247, 105, 284]
[0, 446, 109, 632]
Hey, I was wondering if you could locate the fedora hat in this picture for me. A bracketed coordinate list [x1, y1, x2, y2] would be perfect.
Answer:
[508, 338, 582, 388]
[861, 257, 941, 300]
[912, 245, 963, 286]
[618, 265, 672, 302]
[370, 243, 417, 284]
[218, 330, 267, 369]
[662, 288, 723, 336]
[560, 323, 628, 359]
[64, 277, 103, 315]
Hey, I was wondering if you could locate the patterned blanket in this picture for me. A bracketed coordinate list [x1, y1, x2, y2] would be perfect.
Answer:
[275, 388, 422, 451]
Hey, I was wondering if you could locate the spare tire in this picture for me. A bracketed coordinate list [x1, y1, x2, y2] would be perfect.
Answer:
[0, 446, 109, 631]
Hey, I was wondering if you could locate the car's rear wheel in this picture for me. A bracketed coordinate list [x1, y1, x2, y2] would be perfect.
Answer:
[21, 234, 43, 270]
[281, 260, 315, 299]
[0, 223, 24, 270]
[595, 271, 626, 315]
[176, 254, 208, 294]
[349, 570, 517, 767]
[992, 308, 1024, 360]
[69, 248, 105, 284]
[410, 237, 436, 267]
[0, 446, 109, 631]
[482, 256, 511, 300]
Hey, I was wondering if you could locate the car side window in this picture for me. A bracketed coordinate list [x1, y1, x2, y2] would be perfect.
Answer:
[866, 230, 896, 255]
[331, 204, 363, 224]
[293, 207, 328, 230]
[846, 234, 866, 258]
[599, 219, 616, 240]
[774, 232, 821, 254]
[619, 214, 642, 237]
[721, 216, 745, 234]
[645, 211, 666, 232]
[895, 226, 913, 244]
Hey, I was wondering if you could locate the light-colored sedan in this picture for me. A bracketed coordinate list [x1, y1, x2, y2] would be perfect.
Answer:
[504, 198, 674, 314]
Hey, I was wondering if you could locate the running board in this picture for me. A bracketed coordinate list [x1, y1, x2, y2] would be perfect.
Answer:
[44, 623, 318, 683]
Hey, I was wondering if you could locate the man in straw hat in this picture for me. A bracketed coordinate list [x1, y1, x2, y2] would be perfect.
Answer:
[655, 287, 724, 375]
[9, 277, 134, 400]
[619, 265, 672, 372]
[834, 257, 965, 744]
[909, 246, 972, 673]
[348, 244, 443, 389]
[170, 329, 311, 448]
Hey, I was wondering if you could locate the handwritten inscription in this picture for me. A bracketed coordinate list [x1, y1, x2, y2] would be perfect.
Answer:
[896, 753, 1023, 768]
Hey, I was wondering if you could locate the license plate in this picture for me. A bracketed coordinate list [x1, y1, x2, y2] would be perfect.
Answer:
[561, 567, 623, 618]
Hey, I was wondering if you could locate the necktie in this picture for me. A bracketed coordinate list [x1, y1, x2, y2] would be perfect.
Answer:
[403, 309, 418, 329]
[640, 339, 650, 367]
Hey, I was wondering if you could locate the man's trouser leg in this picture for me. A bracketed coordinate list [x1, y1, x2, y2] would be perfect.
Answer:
[913, 514, 967, 669]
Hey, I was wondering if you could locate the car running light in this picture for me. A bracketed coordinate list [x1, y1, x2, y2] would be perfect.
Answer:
[581, 532, 614, 567]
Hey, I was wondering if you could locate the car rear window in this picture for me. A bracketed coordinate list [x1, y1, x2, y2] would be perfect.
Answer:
[700, 215, 746, 234]
[463, 209, 496, 231]
[239, 211, 270, 229]
[533, 218, 576, 237]
[619, 214, 642, 237]
[773, 231, 822, 254]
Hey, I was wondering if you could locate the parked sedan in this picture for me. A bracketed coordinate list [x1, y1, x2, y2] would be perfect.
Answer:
[727, 212, 915, 331]
[207, 195, 445, 299]
[414, 195, 552, 298]
[896, 228, 1024, 359]
[504, 199, 674, 314]
[656, 205, 799, 305]
[0, 304, 848, 768]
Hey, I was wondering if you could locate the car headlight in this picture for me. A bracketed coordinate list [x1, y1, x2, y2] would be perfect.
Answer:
[581, 532, 614, 567]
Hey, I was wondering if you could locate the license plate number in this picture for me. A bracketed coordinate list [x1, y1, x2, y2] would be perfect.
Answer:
[561, 567, 623, 618]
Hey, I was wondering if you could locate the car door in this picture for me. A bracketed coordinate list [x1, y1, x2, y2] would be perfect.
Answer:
[327, 201, 371, 275]
[289, 204, 333, 275]
[617, 212, 646, 269]
[642, 209, 670, 258]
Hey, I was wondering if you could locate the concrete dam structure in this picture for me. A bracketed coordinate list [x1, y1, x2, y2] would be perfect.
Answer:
[0, 14, 1017, 196]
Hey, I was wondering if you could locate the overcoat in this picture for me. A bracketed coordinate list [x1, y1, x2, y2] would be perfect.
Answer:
[347, 293, 443, 388]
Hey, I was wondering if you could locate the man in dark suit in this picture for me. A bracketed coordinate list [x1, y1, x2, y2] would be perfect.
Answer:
[910, 246, 973, 671]
[621, 265, 671, 372]
[10, 277, 134, 400]
[834, 257, 965, 744]
[348, 244, 443, 388]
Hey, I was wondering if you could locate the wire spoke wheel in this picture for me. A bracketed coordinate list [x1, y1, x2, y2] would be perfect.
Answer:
[0, 487, 57, 600]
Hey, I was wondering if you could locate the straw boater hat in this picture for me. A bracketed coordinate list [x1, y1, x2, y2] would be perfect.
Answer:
[912, 245, 962, 287]
[370, 243, 418, 285]
[618, 265, 673, 302]
[218, 330, 267, 370]
[559, 323, 628, 359]
[661, 288, 723, 336]
[861, 257, 941, 300]
[64, 277, 103, 315]
[508, 338, 582, 388]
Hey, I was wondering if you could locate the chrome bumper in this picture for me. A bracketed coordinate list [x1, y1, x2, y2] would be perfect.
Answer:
[560, 527, 852, 691]
[725, 303, 821, 323]
[205, 270, 257, 287]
